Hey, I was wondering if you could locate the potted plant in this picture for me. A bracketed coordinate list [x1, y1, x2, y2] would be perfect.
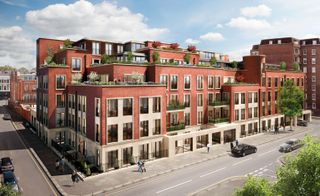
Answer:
[129, 156, 135, 165]
[152, 52, 159, 63]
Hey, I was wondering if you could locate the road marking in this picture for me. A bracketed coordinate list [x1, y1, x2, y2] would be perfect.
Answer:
[156, 179, 192, 194]
[232, 158, 252, 166]
[199, 167, 226, 178]
[258, 149, 276, 157]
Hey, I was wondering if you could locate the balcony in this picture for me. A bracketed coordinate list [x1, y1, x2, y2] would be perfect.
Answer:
[208, 100, 229, 107]
[166, 102, 186, 111]
[166, 123, 185, 132]
[209, 117, 229, 124]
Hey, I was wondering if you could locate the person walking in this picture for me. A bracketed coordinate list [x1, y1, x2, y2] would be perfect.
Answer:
[207, 143, 211, 153]
[141, 161, 146, 172]
[55, 159, 60, 170]
[71, 170, 76, 185]
[137, 160, 142, 173]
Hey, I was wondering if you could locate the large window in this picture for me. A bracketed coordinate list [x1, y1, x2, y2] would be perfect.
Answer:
[92, 42, 100, 55]
[123, 98, 132, 116]
[170, 75, 178, 90]
[248, 93, 252, 103]
[197, 94, 203, 107]
[56, 94, 65, 108]
[107, 99, 118, 117]
[184, 94, 190, 107]
[241, 109, 245, 120]
[105, 43, 112, 55]
[153, 97, 161, 113]
[235, 93, 239, 105]
[185, 113, 190, 126]
[208, 76, 214, 89]
[215, 76, 221, 89]
[95, 124, 100, 143]
[71, 58, 81, 71]
[95, 98, 100, 117]
[123, 123, 132, 140]
[197, 111, 203, 124]
[140, 98, 149, 114]
[235, 110, 239, 121]
[241, 93, 245, 104]
[153, 119, 161, 135]
[184, 75, 191, 90]
[160, 75, 168, 88]
[56, 75, 66, 89]
[117, 45, 123, 53]
[140, 120, 149, 137]
[197, 75, 204, 89]
[108, 124, 118, 143]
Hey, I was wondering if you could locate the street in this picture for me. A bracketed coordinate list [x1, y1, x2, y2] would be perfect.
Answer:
[106, 120, 319, 196]
[0, 100, 57, 196]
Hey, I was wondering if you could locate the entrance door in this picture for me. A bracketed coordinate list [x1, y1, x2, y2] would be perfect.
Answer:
[224, 129, 236, 143]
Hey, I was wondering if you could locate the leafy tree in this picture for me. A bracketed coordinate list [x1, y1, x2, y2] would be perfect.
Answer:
[184, 53, 190, 64]
[274, 136, 320, 196]
[101, 54, 110, 64]
[292, 63, 300, 71]
[18, 67, 29, 74]
[0, 65, 16, 72]
[231, 61, 238, 68]
[88, 71, 99, 82]
[127, 52, 133, 63]
[63, 39, 73, 49]
[152, 52, 159, 63]
[235, 176, 273, 196]
[209, 56, 217, 66]
[0, 185, 20, 196]
[45, 48, 54, 64]
[279, 61, 286, 70]
[279, 80, 304, 130]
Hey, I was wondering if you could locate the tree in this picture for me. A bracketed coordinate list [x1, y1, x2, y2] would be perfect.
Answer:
[18, 67, 29, 74]
[63, 39, 73, 49]
[0, 65, 16, 72]
[280, 61, 286, 70]
[88, 71, 99, 82]
[235, 176, 273, 196]
[274, 136, 320, 196]
[127, 52, 133, 63]
[184, 53, 190, 64]
[0, 185, 20, 196]
[292, 63, 300, 71]
[279, 80, 304, 130]
[152, 52, 159, 63]
[101, 54, 110, 64]
[231, 61, 238, 68]
[209, 56, 217, 66]
[45, 48, 54, 65]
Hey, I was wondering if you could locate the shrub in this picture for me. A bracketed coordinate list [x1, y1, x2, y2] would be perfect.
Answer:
[184, 53, 190, 64]
[187, 45, 196, 52]
[152, 52, 159, 63]
[170, 43, 179, 49]
[292, 63, 300, 71]
[127, 52, 133, 63]
[210, 56, 217, 66]
[63, 39, 73, 49]
[88, 71, 99, 82]
[280, 61, 286, 70]
[101, 54, 110, 64]
[231, 61, 238, 68]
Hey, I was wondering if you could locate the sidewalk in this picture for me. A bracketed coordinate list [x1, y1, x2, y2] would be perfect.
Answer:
[53, 125, 310, 196]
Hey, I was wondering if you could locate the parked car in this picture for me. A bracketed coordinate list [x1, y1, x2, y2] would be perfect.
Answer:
[1, 157, 14, 172]
[231, 144, 257, 157]
[279, 138, 303, 153]
[297, 119, 308, 127]
[3, 171, 20, 193]
[3, 113, 11, 120]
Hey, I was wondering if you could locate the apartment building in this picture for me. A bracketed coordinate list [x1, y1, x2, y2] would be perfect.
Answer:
[0, 72, 10, 98]
[10, 71, 37, 105]
[251, 37, 320, 116]
[35, 38, 309, 172]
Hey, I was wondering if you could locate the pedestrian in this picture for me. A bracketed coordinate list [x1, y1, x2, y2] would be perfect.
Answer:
[207, 143, 211, 153]
[137, 160, 142, 173]
[141, 161, 146, 172]
[71, 170, 76, 185]
[55, 159, 60, 170]
[235, 139, 239, 146]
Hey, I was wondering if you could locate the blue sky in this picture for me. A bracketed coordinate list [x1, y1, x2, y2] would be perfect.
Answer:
[1, 0, 320, 68]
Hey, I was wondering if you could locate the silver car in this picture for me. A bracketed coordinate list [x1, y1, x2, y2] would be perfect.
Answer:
[279, 139, 303, 152]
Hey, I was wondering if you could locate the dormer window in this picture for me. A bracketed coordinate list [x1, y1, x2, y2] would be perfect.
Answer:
[313, 40, 317, 45]
[92, 42, 100, 55]
[269, 40, 272, 45]
[277, 40, 281, 44]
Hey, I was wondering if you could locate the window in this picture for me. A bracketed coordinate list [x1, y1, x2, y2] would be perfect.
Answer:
[92, 42, 100, 55]
[261, 77, 265, 86]
[56, 94, 65, 108]
[312, 67, 316, 73]
[170, 75, 178, 90]
[105, 43, 112, 55]
[303, 67, 307, 73]
[95, 98, 101, 117]
[241, 109, 245, 120]
[208, 76, 214, 89]
[241, 93, 245, 104]
[313, 40, 317, 45]
[303, 58, 307, 64]
[197, 75, 203, 89]
[95, 124, 100, 143]
[268, 91, 271, 101]
[184, 75, 191, 90]
[107, 124, 118, 143]
[123, 98, 132, 115]
[312, 93, 316, 100]
[312, 76, 316, 82]
[56, 75, 65, 89]
[268, 77, 272, 87]
[303, 49, 307, 55]
[184, 113, 190, 126]
[312, 58, 316, 64]
[197, 111, 203, 124]
[184, 94, 190, 107]
[154, 119, 161, 135]
[197, 94, 203, 107]
[312, 85, 316, 91]
[140, 98, 149, 114]
[117, 45, 123, 53]
[277, 40, 281, 44]
[274, 78, 278, 87]
[312, 49, 317, 55]
[248, 108, 253, 119]
[123, 123, 132, 140]
[160, 75, 168, 88]
[269, 40, 272, 45]
[275, 91, 278, 100]
[215, 76, 221, 89]
[107, 99, 117, 117]
[71, 58, 81, 71]
[92, 59, 100, 64]
[235, 110, 239, 121]
[235, 93, 239, 105]
[312, 103, 316, 109]
[254, 92, 258, 103]
[268, 104, 271, 115]
[208, 93, 214, 104]
[262, 92, 266, 102]
[254, 107, 258, 118]
[248, 93, 252, 103]
[153, 97, 161, 113]
[140, 121, 149, 137]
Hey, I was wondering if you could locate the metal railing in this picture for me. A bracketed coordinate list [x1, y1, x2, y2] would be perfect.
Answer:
[166, 123, 185, 132]
[208, 100, 229, 106]
[208, 117, 229, 124]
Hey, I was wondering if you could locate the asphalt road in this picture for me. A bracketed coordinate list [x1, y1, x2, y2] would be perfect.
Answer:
[0, 100, 57, 196]
[107, 119, 319, 196]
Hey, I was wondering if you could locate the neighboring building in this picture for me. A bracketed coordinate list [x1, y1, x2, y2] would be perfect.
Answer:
[0, 72, 11, 98]
[35, 38, 309, 172]
[251, 37, 320, 115]
[10, 71, 37, 106]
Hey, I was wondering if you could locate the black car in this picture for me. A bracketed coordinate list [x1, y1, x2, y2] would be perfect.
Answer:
[3, 113, 12, 120]
[1, 157, 14, 172]
[297, 119, 308, 127]
[3, 171, 20, 193]
[231, 144, 257, 157]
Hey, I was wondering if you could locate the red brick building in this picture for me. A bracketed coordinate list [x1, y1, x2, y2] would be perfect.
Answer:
[35, 38, 308, 171]
[251, 37, 320, 115]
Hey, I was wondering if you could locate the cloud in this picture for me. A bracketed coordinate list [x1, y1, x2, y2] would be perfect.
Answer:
[185, 38, 199, 45]
[216, 24, 223, 28]
[240, 4, 271, 17]
[26, 0, 168, 42]
[227, 45, 252, 61]
[200, 32, 224, 41]
[0, 26, 34, 67]
[226, 17, 271, 30]
[0, 0, 28, 8]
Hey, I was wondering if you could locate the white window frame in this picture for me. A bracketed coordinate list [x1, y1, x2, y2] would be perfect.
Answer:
[184, 75, 191, 90]
[170, 75, 178, 91]
[71, 58, 82, 72]
[197, 75, 204, 90]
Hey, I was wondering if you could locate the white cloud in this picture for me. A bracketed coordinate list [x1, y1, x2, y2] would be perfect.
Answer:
[0, 26, 34, 67]
[25, 0, 168, 42]
[240, 4, 271, 17]
[185, 38, 199, 45]
[226, 17, 271, 30]
[0, 0, 28, 8]
[200, 32, 224, 41]
[216, 24, 223, 28]
[227, 45, 252, 61]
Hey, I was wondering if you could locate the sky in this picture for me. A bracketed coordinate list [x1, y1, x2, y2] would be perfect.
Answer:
[0, 0, 320, 68]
